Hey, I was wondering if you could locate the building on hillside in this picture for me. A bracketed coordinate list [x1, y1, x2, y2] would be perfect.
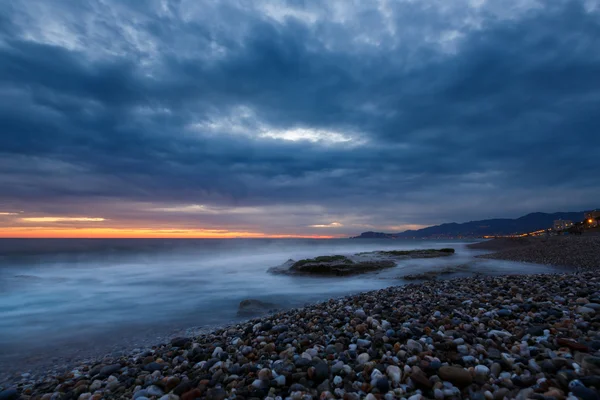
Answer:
[585, 210, 600, 227]
[553, 219, 573, 231]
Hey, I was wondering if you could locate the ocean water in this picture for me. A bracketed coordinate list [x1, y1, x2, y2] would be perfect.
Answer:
[0, 238, 557, 372]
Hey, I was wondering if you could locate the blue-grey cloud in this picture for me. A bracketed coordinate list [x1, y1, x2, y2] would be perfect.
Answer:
[0, 0, 599, 235]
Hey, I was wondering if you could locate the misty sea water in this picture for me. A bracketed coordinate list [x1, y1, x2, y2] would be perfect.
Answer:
[0, 238, 558, 372]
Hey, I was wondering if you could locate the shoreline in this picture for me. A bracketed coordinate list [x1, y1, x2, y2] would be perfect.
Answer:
[2, 237, 600, 399]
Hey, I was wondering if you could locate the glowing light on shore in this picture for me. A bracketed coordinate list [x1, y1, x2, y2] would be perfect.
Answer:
[21, 217, 106, 223]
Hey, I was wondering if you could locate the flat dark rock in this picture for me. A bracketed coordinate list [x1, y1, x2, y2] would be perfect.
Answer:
[268, 248, 455, 276]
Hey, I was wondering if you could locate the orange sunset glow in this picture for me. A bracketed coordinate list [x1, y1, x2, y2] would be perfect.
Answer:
[0, 227, 339, 239]
[0, 225, 340, 239]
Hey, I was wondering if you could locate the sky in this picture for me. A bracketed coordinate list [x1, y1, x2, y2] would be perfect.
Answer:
[1, 0, 600, 238]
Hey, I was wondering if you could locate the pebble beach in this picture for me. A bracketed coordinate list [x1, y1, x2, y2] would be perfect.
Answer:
[472, 237, 600, 272]
[2, 237, 600, 400]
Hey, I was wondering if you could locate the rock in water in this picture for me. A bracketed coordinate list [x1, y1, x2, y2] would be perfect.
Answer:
[237, 299, 278, 316]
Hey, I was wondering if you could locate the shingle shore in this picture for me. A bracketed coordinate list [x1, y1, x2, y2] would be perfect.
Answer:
[2, 270, 600, 400]
[473, 236, 600, 271]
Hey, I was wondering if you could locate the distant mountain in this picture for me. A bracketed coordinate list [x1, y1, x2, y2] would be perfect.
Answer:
[353, 211, 586, 239]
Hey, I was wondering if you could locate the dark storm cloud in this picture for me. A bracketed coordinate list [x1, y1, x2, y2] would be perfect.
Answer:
[0, 0, 599, 234]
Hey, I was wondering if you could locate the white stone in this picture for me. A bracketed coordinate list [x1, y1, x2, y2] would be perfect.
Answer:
[406, 339, 423, 353]
[275, 375, 286, 387]
[89, 380, 103, 392]
[488, 330, 511, 338]
[474, 365, 490, 377]
[212, 347, 224, 358]
[386, 365, 402, 384]
[252, 379, 263, 388]
[357, 353, 370, 364]
[146, 385, 164, 397]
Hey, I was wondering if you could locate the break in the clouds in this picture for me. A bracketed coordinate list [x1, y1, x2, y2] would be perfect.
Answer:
[1, 0, 600, 237]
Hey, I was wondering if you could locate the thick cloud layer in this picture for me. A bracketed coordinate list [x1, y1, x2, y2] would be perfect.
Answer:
[1, 0, 599, 237]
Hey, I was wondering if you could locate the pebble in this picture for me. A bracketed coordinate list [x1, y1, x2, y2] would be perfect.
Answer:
[474, 365, 490, 378]
[357, 353, 370, 365]
[386, 365, 402, 384]
[438, 366, 473, 388]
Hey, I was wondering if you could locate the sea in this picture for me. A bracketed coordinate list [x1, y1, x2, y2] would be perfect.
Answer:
[0, 238, 558, 374]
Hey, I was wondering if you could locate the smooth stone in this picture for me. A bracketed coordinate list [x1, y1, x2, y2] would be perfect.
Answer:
[407, 339, 423, 353]
[170, 337, 190, 347]
[173, 382, 193, 396]
[493, 388, 510, 400]
[375, 378, 390, 393]
[386, 365, 402, 384]
[146, 385, 164, 397]
[144, 362, 166, 372]
[211, 347, 224, 358]
[357, 353, 370, 365]
[314, 362, 329, 383]
[206, 388, 227, 400]
[331, 361, 344, 374]
[251, 379, 264, 389]
[577, 306, 596, 314]
[89, 380, 102, 392]
[474, 365, 490, 378]
[275, 375, 286, 386]
[258, 368, 272, 380]
[317, 379, 330, 393]
[438, 366, 473, 388]
[133, 390, 150, 399]
[571, 386, 600, 400]
[411, 370, 432, 389]
[98, 363, 121, 377]
[0, 390, 18, 400]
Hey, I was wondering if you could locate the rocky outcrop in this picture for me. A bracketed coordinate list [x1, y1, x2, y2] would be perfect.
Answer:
[269, 249, 455, 276]
[401, 264, 471, 281]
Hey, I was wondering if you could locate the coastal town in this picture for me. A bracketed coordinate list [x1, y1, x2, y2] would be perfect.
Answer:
[486, 210, 600, 239]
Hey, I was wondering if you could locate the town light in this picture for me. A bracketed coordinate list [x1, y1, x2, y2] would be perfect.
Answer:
[589, 219, 594, 224]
